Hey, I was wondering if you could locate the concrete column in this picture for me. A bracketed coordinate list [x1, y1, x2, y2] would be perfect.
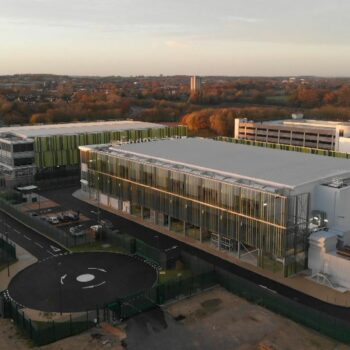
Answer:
[183, 221, 186, 236]
[140, 206, 144, 219]
[168, 216, 171, 230]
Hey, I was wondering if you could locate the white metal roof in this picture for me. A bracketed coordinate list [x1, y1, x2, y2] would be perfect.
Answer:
[111, 138, 350, 189]
[0, 121, 164, 138]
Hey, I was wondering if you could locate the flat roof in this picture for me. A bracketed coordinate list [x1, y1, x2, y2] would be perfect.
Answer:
[106, 138, 350, 189]
[264, 119, 350, 130]
[0, 121, 164, 138]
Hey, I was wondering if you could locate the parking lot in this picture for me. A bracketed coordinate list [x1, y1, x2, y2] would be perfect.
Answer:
[18, 193, 105, 241]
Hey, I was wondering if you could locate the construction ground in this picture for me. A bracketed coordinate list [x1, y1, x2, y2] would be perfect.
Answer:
[0, 286, 348, 350]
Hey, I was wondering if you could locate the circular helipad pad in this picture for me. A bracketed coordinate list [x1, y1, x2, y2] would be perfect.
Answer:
[7, 252, 157, 313]
[76, 274, 95, 283]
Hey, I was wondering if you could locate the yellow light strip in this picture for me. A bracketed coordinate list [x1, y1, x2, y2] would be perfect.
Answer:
[90, 169, 287, 230]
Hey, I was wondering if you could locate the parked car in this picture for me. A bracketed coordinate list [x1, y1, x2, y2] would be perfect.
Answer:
[47, 216, 59, 225]
[67, 212, 80, 221]
[69, 225, 85, 237]
[100, 219, 114, 230]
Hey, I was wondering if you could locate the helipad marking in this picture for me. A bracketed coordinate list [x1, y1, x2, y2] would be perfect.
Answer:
[88, 267, 107, 273]
[60, 274, 67, 285]
[82, 281, 106, 289]
[76, 274, 96, 283]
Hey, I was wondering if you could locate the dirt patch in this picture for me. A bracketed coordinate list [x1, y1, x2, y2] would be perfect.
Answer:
[0, 318, 124, 350]
[162, 287, 350, 350]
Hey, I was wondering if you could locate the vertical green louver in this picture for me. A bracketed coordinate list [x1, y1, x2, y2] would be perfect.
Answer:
[34, 125, 188, 169]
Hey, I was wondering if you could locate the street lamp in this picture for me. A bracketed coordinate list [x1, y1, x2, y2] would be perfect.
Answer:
[58, 261, 63, 315]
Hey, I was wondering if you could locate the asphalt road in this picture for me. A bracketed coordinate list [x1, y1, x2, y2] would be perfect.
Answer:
[0, 211, 67, 260]
[40, 186, 350, 322]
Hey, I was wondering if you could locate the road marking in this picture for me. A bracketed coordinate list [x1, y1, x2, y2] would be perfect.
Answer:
[14, 229, 20, 234]
[35, 242, 44, 248]
[88, 267, 107, 273]
[60, 274, 67, 285]
[82, 281, 106, 289]
[24, 235, 31, 241]
[50, 245, 61, 253]
[46, 250, 56, 256]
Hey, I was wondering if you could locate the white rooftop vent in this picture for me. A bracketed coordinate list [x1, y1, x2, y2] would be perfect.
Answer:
[292, 113, 304, 120]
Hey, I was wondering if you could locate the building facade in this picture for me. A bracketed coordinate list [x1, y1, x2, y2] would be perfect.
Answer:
[190, 76, 202, 93]
[0, 121, 187, 188]
[234, 118, 350, 152]
[78, 138, 344, 277]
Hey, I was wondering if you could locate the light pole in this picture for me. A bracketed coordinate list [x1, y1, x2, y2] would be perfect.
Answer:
[97, 175, 101, 225]
[3, 214, 10, 277]
[58, 261, 62, 315]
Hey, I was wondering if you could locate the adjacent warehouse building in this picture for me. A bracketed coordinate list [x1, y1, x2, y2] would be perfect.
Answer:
[79, 138, 350, 282]
[234, 117, 350, 152]
[0, 121, 187, 187]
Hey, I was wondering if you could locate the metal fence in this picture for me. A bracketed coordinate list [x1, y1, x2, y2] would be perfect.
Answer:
[2, 298, 100, 346]
[0, 234, 16, 262]
[0, 198, 95, 248]
[108, 270, 217, 320]
[215, 267, 350, 344]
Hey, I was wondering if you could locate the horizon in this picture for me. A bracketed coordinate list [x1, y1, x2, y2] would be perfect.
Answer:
[2, 0, 350, 76]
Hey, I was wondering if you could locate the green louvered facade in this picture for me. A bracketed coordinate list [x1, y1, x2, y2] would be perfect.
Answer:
[34, 125, 187, 169]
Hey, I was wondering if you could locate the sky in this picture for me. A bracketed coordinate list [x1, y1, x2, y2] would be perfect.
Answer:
[1, 0, 350, 76]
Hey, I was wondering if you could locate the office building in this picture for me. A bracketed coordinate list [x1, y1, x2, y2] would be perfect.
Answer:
[80, 137, 350, 284]
[0, 121, 187, 188]
[234, 117, 350, 152]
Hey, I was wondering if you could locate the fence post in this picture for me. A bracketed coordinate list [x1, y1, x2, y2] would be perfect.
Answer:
[52, 320, 55, 342]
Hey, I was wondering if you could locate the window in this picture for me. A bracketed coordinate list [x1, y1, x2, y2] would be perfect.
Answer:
[13, 143, 34, 153]
[14, 158, 34, 166]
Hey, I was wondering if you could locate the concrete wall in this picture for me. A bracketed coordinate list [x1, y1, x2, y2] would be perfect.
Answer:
[339, 137, 350, 153]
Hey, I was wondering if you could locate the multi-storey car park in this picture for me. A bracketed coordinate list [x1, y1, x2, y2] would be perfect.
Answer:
[79, 137, 350, 285]
[234, 116, 350, 152]
[0, 121, 187, 188]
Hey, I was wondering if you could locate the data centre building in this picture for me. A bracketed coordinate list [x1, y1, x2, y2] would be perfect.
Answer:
[78, 137, 350, 278]
[0, 121, 187, 187]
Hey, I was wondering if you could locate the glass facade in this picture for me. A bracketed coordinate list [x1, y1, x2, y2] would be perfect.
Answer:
[81, 146, 310, 277]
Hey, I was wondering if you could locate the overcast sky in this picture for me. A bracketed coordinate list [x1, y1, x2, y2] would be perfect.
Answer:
[1, 0, 350, 76]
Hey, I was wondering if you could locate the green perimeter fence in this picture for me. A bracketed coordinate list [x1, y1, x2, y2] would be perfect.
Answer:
[0, 234, 16, 262]
[109, 232, 164, 267]
[2, 300, 97, 346]
[216, 136, 350, 159]
[215, 267, 350, 344]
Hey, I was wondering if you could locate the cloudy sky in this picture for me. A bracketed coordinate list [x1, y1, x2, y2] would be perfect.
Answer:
[1, 0, 350, 76]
